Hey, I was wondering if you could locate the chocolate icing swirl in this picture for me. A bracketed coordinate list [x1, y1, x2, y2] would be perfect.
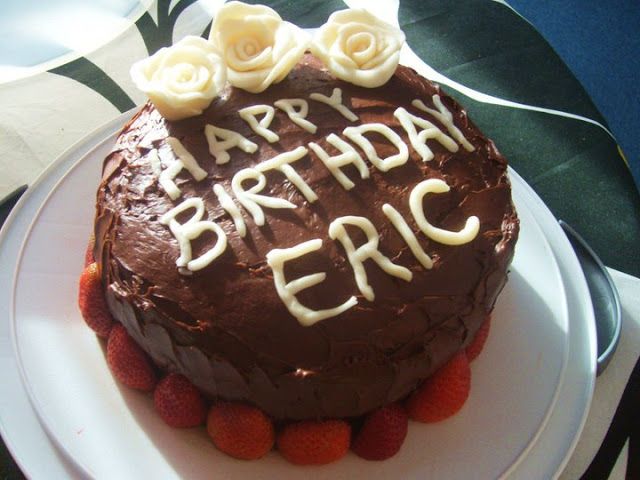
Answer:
[94, 54, 518, 420]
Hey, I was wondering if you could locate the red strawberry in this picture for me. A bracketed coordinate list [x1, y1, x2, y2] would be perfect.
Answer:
[207, 402, 274, 460]
[406, 351, 471, 423]
[277, 419, 351, 465]
[78, 262, 114, 338]
[106, 324, 156, 391]
[352, 403, 408, 461]
[154, 373, 207, 428]
[466, 315, 491, 362]
[84, 235, 95, 267]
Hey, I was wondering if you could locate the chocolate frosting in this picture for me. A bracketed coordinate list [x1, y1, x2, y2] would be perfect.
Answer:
[94, 54, 519, 420]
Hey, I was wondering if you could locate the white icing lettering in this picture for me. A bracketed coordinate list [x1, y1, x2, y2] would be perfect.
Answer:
[148, 149, 162, 177]
[166, 137, 208, 180]
[409, 179, 479, 245]
[159, 160, 184, 200]
[412, 95, 474, 152]
[343, 123, 409, 172]
[308, 134, 369, 190]
[328, 216, 412, 301]
[151, 89, 485, 304]
[255, 146, 318, 203]
[238, 104, 280, 143]
[231, 168, 296, 226]
[266, 239, 358, 326]
[382, 203, 433, 269]
[160, 137, 208, 200]
[310, 88, 358, 122]
[213, 184, 247, 237]
[159, 197, 227, 272]
[393, 107, 458, 161]
[274, 99, 318, 134]
[204, 124, 258, 165]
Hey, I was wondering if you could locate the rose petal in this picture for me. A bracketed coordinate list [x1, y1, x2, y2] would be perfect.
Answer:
[211, 1, 281, 32]
[346, 31, 377, 66]
[264, 25, 310, 86]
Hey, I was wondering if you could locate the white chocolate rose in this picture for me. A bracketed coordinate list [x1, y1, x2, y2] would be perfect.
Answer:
[209, 1, 310, 93]
[130, 36, 226, 120]
[311, 9, 405, 88]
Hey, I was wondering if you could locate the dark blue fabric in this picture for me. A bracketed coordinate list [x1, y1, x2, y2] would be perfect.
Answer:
[507, 0, 640, 190]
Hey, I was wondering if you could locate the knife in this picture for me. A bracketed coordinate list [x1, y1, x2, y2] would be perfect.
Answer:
[560, 220, 622, 375]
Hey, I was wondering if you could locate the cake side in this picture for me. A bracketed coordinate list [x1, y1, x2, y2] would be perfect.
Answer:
[93, 54, 519, 420]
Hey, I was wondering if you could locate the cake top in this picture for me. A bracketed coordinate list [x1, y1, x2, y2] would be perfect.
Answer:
[116, 2, 511, 329]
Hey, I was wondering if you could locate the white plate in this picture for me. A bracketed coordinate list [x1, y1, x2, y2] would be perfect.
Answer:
[1, 113, 596, 479]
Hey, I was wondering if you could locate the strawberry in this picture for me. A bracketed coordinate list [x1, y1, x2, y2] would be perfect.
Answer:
[84, 234, 95, 267]
[406, 351, 471, 423]
[352, 403, 408, 461]
[466, 315, 491, 362]
[78, 262, 114, 338]
[154, 373, 207, 428]
[106, 324, 156, 391]
[277, 419, 351, 465]
[207, 402, 274, 460]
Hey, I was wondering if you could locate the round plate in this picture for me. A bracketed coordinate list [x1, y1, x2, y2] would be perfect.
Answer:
[1, 113, 596, 479]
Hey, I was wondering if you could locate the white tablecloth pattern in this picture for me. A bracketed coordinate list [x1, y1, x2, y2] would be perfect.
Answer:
[0, 0, 219, 199]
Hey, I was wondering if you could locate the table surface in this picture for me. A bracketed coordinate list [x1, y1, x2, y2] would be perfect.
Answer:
[0, 1, 638, 479]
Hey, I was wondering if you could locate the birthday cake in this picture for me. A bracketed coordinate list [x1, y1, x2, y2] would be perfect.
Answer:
[85, 1, 518, 461]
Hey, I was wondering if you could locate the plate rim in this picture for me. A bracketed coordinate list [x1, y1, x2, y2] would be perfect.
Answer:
[501, 167, 597, 478]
